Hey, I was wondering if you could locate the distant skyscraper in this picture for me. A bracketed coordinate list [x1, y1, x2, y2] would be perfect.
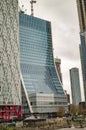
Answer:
[0, 0, 22, 120]
[76, 0, 86, 32]
[19, 13, 67, 116]
[70, 68, 81, 105]
[76, 0, 86, 102]
[65, 90, 70, 105]
[55, 58, 63, 83]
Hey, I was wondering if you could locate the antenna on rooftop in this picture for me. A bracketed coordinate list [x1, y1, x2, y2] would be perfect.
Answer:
[30, 0, 36, 16]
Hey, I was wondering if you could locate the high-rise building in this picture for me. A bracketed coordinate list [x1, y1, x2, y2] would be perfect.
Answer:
[19, 13, 67, 117]
[76, 0, 86, 32]
[64, 90, 70, 105]
[76, 0, 86, 102]
[70, 68, 81, 105]
[0, 0, 22, 120]
[55, 58, 63, 83]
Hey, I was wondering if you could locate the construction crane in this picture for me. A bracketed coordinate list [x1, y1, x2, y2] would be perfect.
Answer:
[30, 0, 36, 16]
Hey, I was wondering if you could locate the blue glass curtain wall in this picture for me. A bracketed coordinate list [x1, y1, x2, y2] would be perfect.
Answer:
[19, 13, 64, 95]
[80, 33, 86, 80]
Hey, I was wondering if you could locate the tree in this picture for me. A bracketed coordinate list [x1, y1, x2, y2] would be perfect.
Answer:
[57, 106, 66, 117]
[78, 105, 85, 115]
[69, 104, 79, 115]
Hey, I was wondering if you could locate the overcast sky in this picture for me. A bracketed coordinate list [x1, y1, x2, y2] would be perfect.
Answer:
[19, 0, 85, 102]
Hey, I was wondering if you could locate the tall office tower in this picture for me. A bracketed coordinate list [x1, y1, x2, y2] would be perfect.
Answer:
[70, 68, 81, 105]
[0, 0, 22, 120]
[55, 58, 63, 83]
[19, 13, 67, 117]
[64, 90, 70, 105]
[76, 0, 86, 102]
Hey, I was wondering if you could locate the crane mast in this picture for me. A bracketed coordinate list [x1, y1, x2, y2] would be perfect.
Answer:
[30, 0, 36, 16]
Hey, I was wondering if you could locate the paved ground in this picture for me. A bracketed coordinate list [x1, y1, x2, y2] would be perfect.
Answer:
[59, 128, 86, 130]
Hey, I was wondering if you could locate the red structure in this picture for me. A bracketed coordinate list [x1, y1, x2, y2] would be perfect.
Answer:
[0, 105, 22, 120]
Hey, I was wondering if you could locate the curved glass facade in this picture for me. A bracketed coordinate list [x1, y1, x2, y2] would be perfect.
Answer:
[19, 13, 67, 114]
[19, 13, 64, 94]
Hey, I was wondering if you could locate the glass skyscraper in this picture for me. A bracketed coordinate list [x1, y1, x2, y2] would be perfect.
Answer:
[0, 0, 22, 120]
[19, 13, 67, 116]
[70, 68, 81, 105]
[76, 0, 86, 103]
